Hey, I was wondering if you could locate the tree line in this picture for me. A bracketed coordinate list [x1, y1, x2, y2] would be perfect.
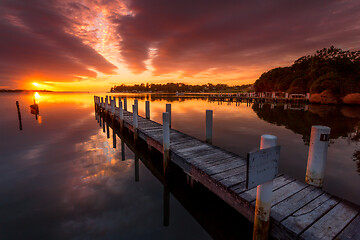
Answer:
[111, 83, 252, 93]
[254, 46, 360, 96]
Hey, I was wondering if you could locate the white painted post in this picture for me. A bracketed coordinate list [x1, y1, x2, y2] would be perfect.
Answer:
[305, 126, 331, 187]
[306, 93, 310, 100]
[133, 104, 138, 129]
[285, 93, 289, 99]
[271, 92, 275, 99]
[253, 134, 277, 240]
[166, 104, 171, 127]
[145, 101, 150, 119]
[206, 110, 213, 144]
[133, 104, 138, 142]
[119, 101, 123, 121]
[163, 112, 170, 174]
[124, 97, 127, 111]
[134, 98, 138, 111]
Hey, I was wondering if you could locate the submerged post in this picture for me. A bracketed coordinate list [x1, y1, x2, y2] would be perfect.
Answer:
[163, 112, 170, 174]
[145, 101, 150, 119]
[16, 101, 22, 131]
[305, 126, 331, 187]
[205, 110, 213, 144]
[166, 104, 171, 128]
[124, 97, 127, 111]
[253, 135, 277, 240]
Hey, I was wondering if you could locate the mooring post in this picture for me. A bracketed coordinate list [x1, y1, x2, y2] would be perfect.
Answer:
[101, 97, 104, 109]
[163, 112, 170, 174]
[206, 110, 213, 144]
[16, 101, 22, 131]
[118, 97, 121, 109]
[305, 125, 331, 187]
[145, 101, 150, 119]
[119, 100, 123, 129]
[166, 104, 171, 128]
[111, 99, 115, 114]
[105, 96, 108, 110]
[133, 104, 138, 142]
[124, 97, 127, 111]
[253, 134, 277, 240]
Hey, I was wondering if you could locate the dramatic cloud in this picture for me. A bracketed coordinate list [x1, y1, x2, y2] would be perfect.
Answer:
[114, 0, 360, 75]
[0, 0, 117, 87]
[1, 0, 360, 89]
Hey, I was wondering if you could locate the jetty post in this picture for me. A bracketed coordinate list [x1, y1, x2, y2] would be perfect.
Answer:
[166, 104, 171, 128]
[145, 101, 150, 119]
[305, 125, 331, 187]
[205, 110, 213, 144]
[133, 104, 138, 142]
[124, 97, 127, 111]
[111, 99, 115, 114]
[163, 112, 170, 174]
[101, 97, 104, 109]
[253, 134, 278, 240]
[119, 100, 124, 129]
[118, 97, 121, 110]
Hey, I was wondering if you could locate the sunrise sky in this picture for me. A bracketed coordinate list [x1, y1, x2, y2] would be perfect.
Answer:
[1, 0, 359, 91]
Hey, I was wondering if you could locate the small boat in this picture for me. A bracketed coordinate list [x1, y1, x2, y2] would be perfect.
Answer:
[30, 99, 39, 115]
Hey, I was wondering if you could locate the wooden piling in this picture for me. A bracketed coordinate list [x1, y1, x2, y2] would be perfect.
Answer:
[124, 97, 127, 111]
[206, 110, 213, 144]
[163, 112, 170, 174]
[145, 101, 150, 119]
[166, 104, 171, 128]
[133, 104, 138, 142]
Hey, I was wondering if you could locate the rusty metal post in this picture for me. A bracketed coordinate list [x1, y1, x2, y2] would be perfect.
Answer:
[253, 135, 277, 240]
[305, 126, 331, 187]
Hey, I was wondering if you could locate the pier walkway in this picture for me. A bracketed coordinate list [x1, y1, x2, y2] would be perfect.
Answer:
[95, 99, 359, 240]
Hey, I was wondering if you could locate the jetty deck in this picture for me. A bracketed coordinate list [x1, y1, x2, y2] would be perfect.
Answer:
[95, 99, 359, 240]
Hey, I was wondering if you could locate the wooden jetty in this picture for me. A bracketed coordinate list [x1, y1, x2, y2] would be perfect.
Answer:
[94, 96, 359, 240]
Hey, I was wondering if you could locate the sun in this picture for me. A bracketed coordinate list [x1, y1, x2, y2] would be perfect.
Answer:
[32, 82, 39, 87]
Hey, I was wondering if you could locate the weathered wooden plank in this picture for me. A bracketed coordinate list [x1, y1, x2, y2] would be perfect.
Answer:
[198, 157, 245, 175]
[336, 213, 360, 240]
[189, 151, 236, 167]
[212, 165, 247, 182]
[271, 186, 323, 222]
[218, 167, 247, 187]
[238, 175, 295, 201]
[269, 180, 308, 206]
[301, 201, 358, 240]
[281, 194, 339, 237]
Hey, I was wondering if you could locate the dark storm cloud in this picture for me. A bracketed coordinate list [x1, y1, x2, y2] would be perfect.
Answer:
[0, 0, 117, 85]
[114, 0, 360, 75]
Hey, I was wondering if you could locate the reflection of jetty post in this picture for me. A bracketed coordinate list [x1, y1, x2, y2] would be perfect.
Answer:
[106, 121, 110, 138]
[163, 112, 170, 174]
[253, 135, 277, 240]
[135, 154, 139, 182]
[16, 101, 22, 131]
[112, 128, 116, 148]
[166, 104, 171, 128]
[102, 118, 105, 132]
[206, 110, 213, 144]
[163, 184, 170, 227]
[121, 139, 125, 161]
[305, 126, 331, 187]
[145, 101, 150, 119]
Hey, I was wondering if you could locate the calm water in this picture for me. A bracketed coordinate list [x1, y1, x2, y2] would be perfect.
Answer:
[1, 92, 359, 239]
